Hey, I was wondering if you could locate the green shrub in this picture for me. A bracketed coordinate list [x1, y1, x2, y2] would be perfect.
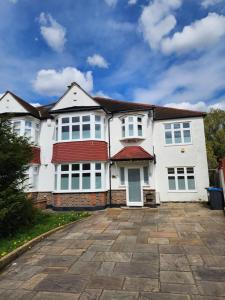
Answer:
[0, 187, 36, 237]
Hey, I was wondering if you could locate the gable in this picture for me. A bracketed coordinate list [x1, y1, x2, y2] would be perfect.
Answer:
[0, 92, 28, 114]
[51, 83, 100, 111]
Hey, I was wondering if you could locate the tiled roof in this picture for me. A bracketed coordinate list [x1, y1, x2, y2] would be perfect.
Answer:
[153, 106, 206, 120]
[31, 147, 41, 164]
[94, 97, 154, 113]
[112, 146, 154, 161]
[52, 141, 108, 163]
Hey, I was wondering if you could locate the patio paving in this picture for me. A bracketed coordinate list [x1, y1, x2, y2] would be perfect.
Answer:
[0, 203, 225, 299]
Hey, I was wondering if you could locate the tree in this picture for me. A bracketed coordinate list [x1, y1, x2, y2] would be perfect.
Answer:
[0, 116, 35, 237]
[204, 109, 225, 169]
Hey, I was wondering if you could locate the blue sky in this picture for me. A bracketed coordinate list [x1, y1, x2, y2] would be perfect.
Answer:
[0, 0, 225, 111]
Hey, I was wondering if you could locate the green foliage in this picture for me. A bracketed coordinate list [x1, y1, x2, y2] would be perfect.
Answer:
[204, 109, 225, 169]
[0, 116, 35, 237]
[0, 211, 89, 257]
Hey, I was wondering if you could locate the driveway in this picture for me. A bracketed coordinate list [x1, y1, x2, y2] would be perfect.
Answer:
[0, 203, 225, 300]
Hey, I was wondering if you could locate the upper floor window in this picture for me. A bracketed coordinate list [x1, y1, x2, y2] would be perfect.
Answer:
[121, 115, 144, 139]
[164, 122, 191, 145]
[54, 162, 104, 192]
[12, 119, 40, 144]
[55, 114, 104, 141]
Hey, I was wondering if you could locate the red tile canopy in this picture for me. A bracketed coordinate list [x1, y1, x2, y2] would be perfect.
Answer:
[31, 147, 41, 164]
[112, 146, 153, 161]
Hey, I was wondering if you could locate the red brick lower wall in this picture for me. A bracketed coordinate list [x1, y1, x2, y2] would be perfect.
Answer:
[111, 190, 126, 205]
[53, 192, 107, 208]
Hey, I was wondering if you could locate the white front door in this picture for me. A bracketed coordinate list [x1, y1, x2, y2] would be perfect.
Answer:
[127, 168, 143, 206]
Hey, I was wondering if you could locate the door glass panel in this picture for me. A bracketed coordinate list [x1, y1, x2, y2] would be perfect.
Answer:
[128, 169, 141, 203]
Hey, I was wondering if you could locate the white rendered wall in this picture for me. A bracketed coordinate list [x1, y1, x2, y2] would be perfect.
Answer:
[153, 117, 209, 202]
[52, 85, 100, 111]
[38, 119, 55, 192]
[0, 92, 27, 113]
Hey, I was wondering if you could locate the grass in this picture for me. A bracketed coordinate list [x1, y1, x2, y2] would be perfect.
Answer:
[0, 210, 90, 258]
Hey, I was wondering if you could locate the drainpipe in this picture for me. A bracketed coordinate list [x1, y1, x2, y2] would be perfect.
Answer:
[108, 113, 113, 207]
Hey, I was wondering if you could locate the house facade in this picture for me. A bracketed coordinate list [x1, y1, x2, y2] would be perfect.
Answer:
[0, 82, 209, 210]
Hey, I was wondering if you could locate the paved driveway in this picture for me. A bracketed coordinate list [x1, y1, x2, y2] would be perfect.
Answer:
[0, 203, 225, 300]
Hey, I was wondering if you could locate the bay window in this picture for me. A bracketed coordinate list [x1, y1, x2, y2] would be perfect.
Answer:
[11, 119, 40, 144]
[168, 167, 196, 191]
[164, 122, 191, 145]
[55, 114, 104, 141]
[25, 165, 39, 190]
[121, 115, 144, 139]
[55, 162, 104, 192]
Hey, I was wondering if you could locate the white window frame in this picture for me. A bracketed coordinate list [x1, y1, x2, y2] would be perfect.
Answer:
[25, 165, 39, 191]
[164, 122, 192, 145]
[55, 113, 105, 142]
[121, 115, 145, 140]
[11, 118, 40, 144]
[167, 167, 196, 192]
[54, 162, 105, 193]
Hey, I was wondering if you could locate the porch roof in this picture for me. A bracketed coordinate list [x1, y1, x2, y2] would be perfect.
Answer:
[111, 146, 154, 161]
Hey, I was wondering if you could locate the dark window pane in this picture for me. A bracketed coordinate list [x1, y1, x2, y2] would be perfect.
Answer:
[165, 123, 171, 130]
[168, 176, 176, 190]
[178, 176, 186, 190]
[177, 168, 184, 174]
[72, 164, 79, 171]
[165, 131, 172, 144]
[138, 125, 142, 136]
[72, 125, 80, 139]
[72, 174, 79, 190]
[82, 173, 90, 189]
[62, 126, 69, 140]
[174, 131, 182, 143]
[174, 123, 181, 129]
[82, 115, 90, 122]
[137, 117, 142, 123]
[187, 167, 194, 173]
[61, 174, 69, 190]
[82, 124, 90, 138]
[183, 122, 190, 128]
[143, 167, 149, 184]
[95, 163, 101, 170]
[95, 173, 102, 189]
[168, 168, 175, 174]
[61, 164, 69, 171]
[95, 115, 101, 122]
[83, 163, 90, 170]
[72, 116, 79, 123]
[62, 117, 69, 124]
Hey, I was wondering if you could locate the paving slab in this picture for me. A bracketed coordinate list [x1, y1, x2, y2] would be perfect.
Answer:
[0, 203, 224, 299]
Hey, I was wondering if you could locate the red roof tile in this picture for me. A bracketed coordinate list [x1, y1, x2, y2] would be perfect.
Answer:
[31, 147, 41, 164]
[112, 146, 153, 161]
[52, 141, 108, 163]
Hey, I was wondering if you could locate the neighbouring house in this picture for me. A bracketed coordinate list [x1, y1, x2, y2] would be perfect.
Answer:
[0, 82, 209, 210]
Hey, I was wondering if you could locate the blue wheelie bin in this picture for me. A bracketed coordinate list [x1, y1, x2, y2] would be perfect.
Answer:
[206, 187, 224, 210]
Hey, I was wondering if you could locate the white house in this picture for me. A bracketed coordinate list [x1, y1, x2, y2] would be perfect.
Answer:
[0, 82, 209, 210]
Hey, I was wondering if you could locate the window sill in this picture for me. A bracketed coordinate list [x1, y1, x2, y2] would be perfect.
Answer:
[120, 137, 145, 142]
[53, 139, 106, 144]
[164, 143, 193, 147]
[168, 190, 197, 193]
[53, 189, 107, 194]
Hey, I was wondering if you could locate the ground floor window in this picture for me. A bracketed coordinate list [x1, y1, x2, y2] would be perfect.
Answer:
[25, 165, 39, 190]
[55, 162, 105, 192]
[168, 167, 196, 191]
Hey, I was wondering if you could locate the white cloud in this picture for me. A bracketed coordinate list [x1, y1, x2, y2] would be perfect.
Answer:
[104, 0, 118, 7]
[201, 0, 224, 8]
[164, 100, 225, 111]
[162, 13, 225, 54]
[139, 0, 182, 49]
[95, 90, 110, 98]
[134, 44, 225, 106]
[128, 0, 137, 5]
[33, 67, 93, 96]
[87, 54, 109, 68]
[30, 102, 41, 107]
[39, 12, 67, 53]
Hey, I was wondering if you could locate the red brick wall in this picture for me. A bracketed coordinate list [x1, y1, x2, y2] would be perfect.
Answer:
[111, 190, 126, 205]
[53, 192, 107, 208]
